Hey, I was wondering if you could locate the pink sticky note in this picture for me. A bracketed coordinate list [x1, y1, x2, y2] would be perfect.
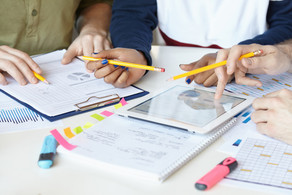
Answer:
[50, 129, 77, 151]
[120, 98, 128, 106]
[100, 110, 114, 117]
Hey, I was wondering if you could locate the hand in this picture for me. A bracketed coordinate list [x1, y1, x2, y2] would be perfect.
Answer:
[251, 89, 292, 145]
[0, 45, 42, 85]
[86, 48, 147, 88]
[179, 52, 234, 88]
[61, 30, 112, 65]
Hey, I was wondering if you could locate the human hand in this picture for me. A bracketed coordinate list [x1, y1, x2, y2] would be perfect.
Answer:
[61, 30, 112, 65]
[251, 89, 292, 145]
[0, 45, 42, 85]
[86, 48, 147, 88]
[179, 52, 234, 87]
[213, 44, 291, 99]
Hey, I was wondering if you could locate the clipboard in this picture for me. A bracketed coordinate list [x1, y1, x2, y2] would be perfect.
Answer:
[0, 50, 149, 122]
[0, 85, 148, 122]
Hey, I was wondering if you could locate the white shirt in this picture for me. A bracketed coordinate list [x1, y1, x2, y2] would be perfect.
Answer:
[157, 0, 272, 48]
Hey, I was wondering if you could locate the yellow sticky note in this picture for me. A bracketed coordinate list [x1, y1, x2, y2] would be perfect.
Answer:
[64, 127, 75, 138]
[114, 103, 123, 109]
[83, 122, 94, 129]
[91, 113, 105, 121]
[73, 126, 83, 134]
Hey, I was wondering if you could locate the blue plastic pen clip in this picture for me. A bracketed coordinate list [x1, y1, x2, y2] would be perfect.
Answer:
[38, 135, 58, 169]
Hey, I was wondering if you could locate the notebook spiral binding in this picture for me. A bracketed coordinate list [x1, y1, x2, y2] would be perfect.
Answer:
[159, 117, 238, 182]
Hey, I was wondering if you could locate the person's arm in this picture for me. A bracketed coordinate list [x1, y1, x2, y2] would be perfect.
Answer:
[239, 0, 292, 45]
[110, 0, 158, 66]
[62, 1, 112, 64]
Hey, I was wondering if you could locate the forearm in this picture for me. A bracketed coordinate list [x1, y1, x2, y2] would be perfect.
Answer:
[76, 3, 112, 36]
[277, 39, 292, 73]
[110, 0, 157, 65]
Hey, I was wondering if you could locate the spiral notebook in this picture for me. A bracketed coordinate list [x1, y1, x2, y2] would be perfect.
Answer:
[57, 115, 237, 182]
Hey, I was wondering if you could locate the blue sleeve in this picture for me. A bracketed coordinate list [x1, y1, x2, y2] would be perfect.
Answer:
[239, 0, 292, 45]
[110, 0, 158, 65]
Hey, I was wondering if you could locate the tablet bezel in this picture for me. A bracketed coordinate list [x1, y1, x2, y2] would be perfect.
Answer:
[117, 85, 254, 134]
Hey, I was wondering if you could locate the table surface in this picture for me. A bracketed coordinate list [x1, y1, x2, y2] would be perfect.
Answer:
[0, 46, 276, 195]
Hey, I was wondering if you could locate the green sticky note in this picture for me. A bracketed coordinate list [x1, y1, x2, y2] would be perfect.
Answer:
[114, 103, 123, 109]
[83, 122, 94, 129]
[73, 126, 83, 134]
[91, 113, 105, 121]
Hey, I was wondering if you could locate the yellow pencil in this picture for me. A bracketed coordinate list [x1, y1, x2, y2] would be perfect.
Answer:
[168, 49, 263, 81]
[33, 71, 49, 84]
[80, 56, 165, 72]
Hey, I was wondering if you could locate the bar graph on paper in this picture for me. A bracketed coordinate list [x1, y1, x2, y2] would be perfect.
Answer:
[226, 138, 292, 190]
[225, 72, 292, 97]
[0, 93, 62, 133]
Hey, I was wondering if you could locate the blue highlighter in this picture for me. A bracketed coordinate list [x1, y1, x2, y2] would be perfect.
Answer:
[38, 135, 58, 169]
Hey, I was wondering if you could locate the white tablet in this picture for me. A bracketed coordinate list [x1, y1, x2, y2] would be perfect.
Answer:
[117, 85, 254, 134]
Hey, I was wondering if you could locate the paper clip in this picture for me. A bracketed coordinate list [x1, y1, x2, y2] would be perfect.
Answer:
[74, 94, 120, 111]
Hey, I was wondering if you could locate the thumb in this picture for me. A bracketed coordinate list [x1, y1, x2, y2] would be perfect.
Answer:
[62, 48, 77, 65]
[179, 62, 198, 71]
[241, 57, 264, 71]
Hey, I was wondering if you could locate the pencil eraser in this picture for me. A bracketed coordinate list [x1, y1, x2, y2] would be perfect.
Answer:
[161, 68, 165, 72]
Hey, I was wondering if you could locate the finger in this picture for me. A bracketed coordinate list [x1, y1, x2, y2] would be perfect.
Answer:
[0, 59, 27, 85]
[234, 69, 262, 87]
[179, 62, 198, 71]
[2, 46, 42, 74]
[103, 66, 125, 85]
[252, 97, 271, 110]
[94, 64, 119, 79]
[104, 39, 112, 50]
[62, 45, 78, 64]
[93, 49, 121, 60]
[0, 72, 8, 85]
[203, 72, 218, 87]
[93, 36, 103, 53]
[185, 76, 195, 84]
[194, 70, 215, 85]
[0, 51, 38, 84]
[86, 59, 106, 71]
[225, 46, 243, 75]
[82, 37, 94, 57]
[251, 110, 268, 123]
[264, 90, 283, 98]
[113, 69, 130, 88]
[214, 50, 229, 99]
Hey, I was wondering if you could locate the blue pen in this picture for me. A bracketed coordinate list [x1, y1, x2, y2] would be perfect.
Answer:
[38, 135, 58, 169]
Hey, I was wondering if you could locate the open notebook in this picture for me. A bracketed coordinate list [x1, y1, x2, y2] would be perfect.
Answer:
[0, 50, 148, 121]
[57, 114, 237, 182]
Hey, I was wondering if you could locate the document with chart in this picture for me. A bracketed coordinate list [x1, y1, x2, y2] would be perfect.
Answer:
[0, 50, 148, 121]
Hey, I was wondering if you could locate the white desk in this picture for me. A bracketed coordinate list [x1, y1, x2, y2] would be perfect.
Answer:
[0, 46, 275, 195]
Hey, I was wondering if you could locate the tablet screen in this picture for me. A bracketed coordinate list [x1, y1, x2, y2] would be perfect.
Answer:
[128, 86, 245, 127]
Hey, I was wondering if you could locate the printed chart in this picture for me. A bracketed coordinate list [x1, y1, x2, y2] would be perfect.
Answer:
[226, 138, 292, 190]
[225, 72, 292, 97]
[0, 93, 62, 133]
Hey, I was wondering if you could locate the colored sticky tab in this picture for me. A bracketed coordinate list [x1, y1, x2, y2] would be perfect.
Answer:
[83, 122, 94, 129]
[233, 139, 242, 146]
[91, 113, 105, 121]
[50, 129, 77, 151]
[100, 110, 114, 117]
[64, 127, 75, 138]
[73, 126, 83, 134]
[242, 111, 250, 117]
[114, 103, 123, 109]
[120, 98, 128, 106]
[242, 116, 251, 124]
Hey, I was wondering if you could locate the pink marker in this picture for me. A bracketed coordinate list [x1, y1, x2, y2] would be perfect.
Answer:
[195, 157, 238, 190]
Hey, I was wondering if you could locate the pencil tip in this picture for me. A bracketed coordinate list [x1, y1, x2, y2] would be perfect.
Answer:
[167, 78, 174, 82]
[44, 80, 50, 85]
